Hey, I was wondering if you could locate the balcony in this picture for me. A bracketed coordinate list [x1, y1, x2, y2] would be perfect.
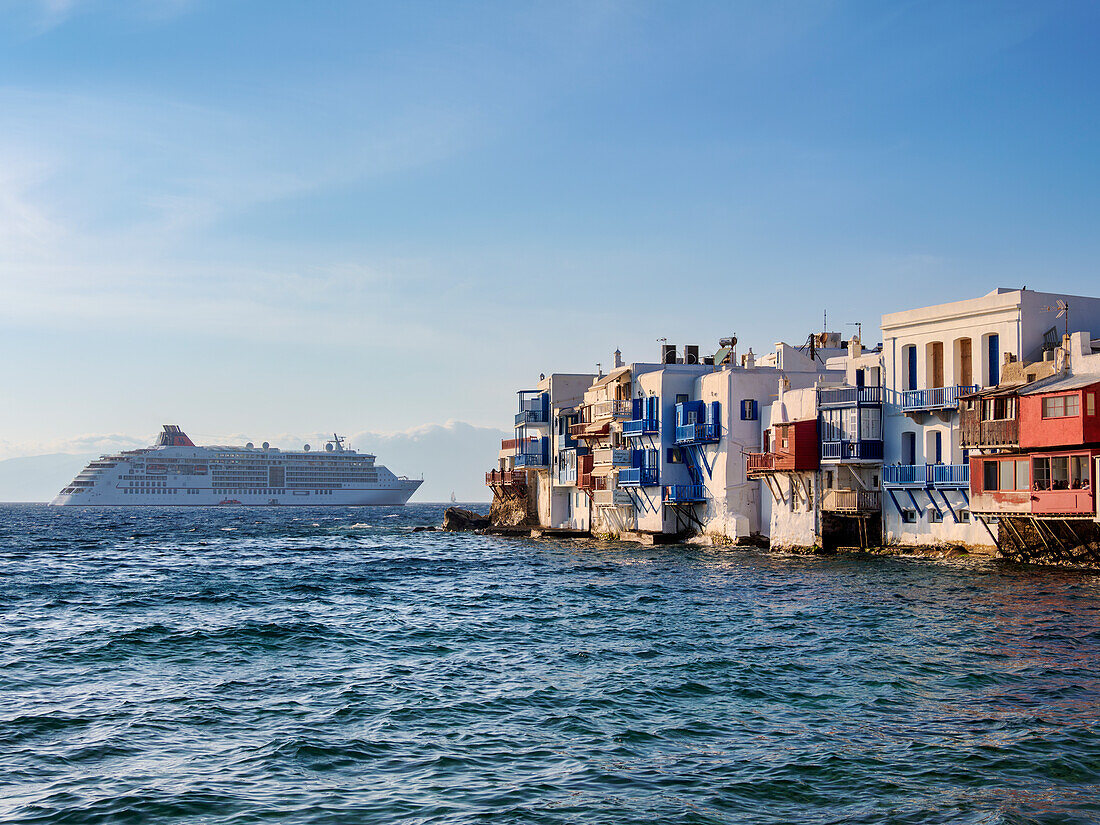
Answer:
[664, 484, 706, 503]
[514, 452, 548, 469]
[623, 418, 660, 438]
[515, 409, 548, 425]
[501, 437, 538, 452]
[959, 414, 1019, 449]
[619, 467, 659, 487]
[931, 463, 969, 487]
[588, 399, 632, 420]
[822, 489, 881, 513]
[485, 470, 527, 487]
[594, 488, 632, 508]
[746, 452, 776, 474]
[820, 440, 884, 462]
[818, 386, 883, 407]
[675, 422, 721, 445]
[882, 464, 969, 488]
[592, 447, 631, 467]
[900, 384, 978, 413]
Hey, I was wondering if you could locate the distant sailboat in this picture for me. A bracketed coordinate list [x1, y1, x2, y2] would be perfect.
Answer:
[450, 491, 457, 503]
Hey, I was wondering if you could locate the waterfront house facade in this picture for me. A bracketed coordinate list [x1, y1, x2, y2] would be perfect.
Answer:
[482, 288, 1100, 562]
[487, 372, 594, 530]
[965, 331, 1100, 563]
[881, 288, 1100, 551]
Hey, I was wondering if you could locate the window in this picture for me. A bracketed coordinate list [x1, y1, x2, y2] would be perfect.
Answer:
[984, 461, 998, 491]
[1016, 459, 1029, 491]
[902, 509, 917, 523]
[904, 345, 917, 391]
[1089, 393, 1096, 417]
[930, 510, 943, 523]
[741, 399, 758, 420]
[902, 432, 916, 465]
[983, 397, 1014, 421]
[860, 409, 882, 441]
[1072, 456, 1090, 489]
[676, 394, 688, 404]
[1042, 394, 1080, 419]
[667, 448, 682, 463]
[825, 470, 833, 489]
[959, 509, 971, 522]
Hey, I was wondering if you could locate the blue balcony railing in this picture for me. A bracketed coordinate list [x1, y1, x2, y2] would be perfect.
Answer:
[675, 422, 721, 444]
[820, 439, 884, 461]
[883, 465, 929, 486]
[818, 386, 883, 407]
[515, 409, 548, 425]
[664, 484, 706, 503]
[618, 467, 659, 487]
[900, 385, 978, 413]
[514, 452, 548, 469]
[931, 463, 969, 487]
[623, 418, 660, 437]
[883, 464, 969, 487]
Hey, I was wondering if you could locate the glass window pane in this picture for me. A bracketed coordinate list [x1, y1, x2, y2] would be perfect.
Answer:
[984, 461, 999, 491]
[1052, 456, 1070, 489]
[1033, 458, 1050, 490]
[1016, 460, 1029, 491]
[1000, 460, 1015, 491]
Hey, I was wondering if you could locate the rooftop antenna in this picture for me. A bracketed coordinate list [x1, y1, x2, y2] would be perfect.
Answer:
[823, 309, 827, 332]
[1042, 300, 1069, 339]
[847, 321, 862, 341]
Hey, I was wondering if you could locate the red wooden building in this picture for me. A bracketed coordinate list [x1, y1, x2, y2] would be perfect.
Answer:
[967, 373, 1100, 562]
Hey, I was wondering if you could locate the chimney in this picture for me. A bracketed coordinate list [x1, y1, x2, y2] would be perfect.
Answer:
[744, 348, 755, 369]
[614, 348, 623, 369]
[848, 336, 861, 359]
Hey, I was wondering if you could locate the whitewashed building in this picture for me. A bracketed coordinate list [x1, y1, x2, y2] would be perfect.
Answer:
[881, 288, 1100, 549]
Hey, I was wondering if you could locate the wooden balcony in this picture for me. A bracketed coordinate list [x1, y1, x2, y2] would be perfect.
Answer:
[959, 410, 1019, 448]
[485, 470, 528, 488]
[746, 452, 776, 474]
[592, 447, 631, 467]
[822, 489, 881, 513]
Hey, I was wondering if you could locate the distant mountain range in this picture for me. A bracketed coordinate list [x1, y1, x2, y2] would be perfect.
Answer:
[0, 422, 505, 503]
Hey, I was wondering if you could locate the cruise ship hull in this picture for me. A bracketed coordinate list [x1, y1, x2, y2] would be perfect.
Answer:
[51, 426, 423, 507]
[50, 480, 422, 507]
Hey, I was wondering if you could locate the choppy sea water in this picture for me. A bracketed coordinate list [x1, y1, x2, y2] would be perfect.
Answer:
[2, 503, 1100, 825]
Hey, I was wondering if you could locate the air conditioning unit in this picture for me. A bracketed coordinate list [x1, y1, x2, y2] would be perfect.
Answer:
[684, 345, 699, 365]
[662, 344, 677, 365]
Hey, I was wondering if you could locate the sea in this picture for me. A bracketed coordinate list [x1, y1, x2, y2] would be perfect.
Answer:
[2, 502, 1100, 825]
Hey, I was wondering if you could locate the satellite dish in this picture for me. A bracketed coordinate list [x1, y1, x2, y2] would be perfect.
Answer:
[325, 442, 334, 452]
[262, 442, 269, 450]
[246, 442, 254, 449]
[303, 444, 311, 452]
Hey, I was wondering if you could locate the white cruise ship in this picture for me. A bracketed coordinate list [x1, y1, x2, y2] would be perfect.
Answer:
[51, 426, 422, 507]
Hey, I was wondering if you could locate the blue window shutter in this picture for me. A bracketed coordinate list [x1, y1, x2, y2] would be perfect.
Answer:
[632, 397, 642, 419]
[988, 334, 1000, 385]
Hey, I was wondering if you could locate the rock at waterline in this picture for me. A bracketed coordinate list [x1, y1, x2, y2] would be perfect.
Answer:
[442, 507, 490, 531]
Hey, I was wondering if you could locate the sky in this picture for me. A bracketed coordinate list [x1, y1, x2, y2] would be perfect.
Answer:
[2, 0, 1100, 467]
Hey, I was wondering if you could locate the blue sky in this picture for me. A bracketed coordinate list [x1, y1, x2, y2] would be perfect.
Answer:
[2, 0, 1100, 459]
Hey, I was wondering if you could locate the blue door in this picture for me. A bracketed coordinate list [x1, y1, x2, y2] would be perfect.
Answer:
[907, 346, 917, 391]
